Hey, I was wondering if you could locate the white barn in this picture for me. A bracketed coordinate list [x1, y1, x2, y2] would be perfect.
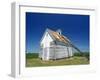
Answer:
[39, 28, 81, 60]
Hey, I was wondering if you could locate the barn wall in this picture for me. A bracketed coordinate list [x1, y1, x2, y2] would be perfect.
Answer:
[40, 46, 73, 60]
[40, 47, 50, 60]
[49, 45, 72, 59]
[41, 32, 53, 48]
[40, 31, 73, 60]
[39, 32, 53, 60]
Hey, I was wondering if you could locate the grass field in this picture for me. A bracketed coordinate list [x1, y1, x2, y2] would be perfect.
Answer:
[26, 53, 89, 67]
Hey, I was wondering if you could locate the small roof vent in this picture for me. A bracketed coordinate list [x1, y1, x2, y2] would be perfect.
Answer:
[56, 29, 62, 35]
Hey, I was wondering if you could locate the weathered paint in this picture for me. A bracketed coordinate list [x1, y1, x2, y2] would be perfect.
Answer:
[39, 29, 73, 60]
[40, 32, 53, 60]
[41, 32, 53, 48]
[40, 46, 73, 60]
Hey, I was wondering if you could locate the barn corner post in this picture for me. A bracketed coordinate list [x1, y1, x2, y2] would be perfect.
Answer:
[52, 41, 56, 61]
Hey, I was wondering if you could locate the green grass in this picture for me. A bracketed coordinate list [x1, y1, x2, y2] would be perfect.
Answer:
[74, 52, 90, 60]
[26, 53, 38, 59]
[26, 53, 89, 67]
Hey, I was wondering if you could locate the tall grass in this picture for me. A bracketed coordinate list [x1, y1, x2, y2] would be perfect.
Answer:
[74, 52, 89, 60]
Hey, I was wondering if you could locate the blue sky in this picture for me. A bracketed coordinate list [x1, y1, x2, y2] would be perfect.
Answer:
[26, 12, 89, 53]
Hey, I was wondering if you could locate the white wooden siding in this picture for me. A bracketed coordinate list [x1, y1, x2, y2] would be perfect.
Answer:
[40, 32, 53, 60]
[41, 32, 53, 48]
[40, 31, 73, 60]
[49, 46, 72, 60]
